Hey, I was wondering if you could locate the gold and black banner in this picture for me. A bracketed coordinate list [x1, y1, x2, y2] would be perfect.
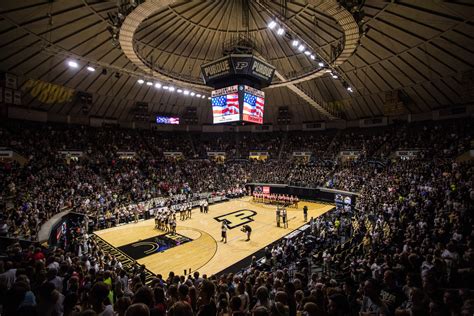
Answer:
[22, 79, 75, 104]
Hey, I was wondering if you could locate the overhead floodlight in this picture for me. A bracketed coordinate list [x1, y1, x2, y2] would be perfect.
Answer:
[155, 83, 162, 88]
[298, 44, 305, 52]
[277, 28, 285, 35]
[177, 89, 183, 93]
[163, 86, 169, 90]
[292, 40, 299, 47]
[347, 87, 354, 93]
[196, 94, 201, 98]
[137, 79, 144, 84]
[304, 51, 311, 55]
[87, 66, 95, 72]
[146, 81, 153, 86]
[207, 97, 211, 100]
[68, 60, 79, 68]
[202, 95, 206, 99]
[310, 55, 315, 60]
[183, 90, 190, 95]
[318, 62, 325, 67]
[268, 21, 277, 29]
[331, 73, 338, 79]
[169, 86, 175, 92]
[190, 92, 195, 96]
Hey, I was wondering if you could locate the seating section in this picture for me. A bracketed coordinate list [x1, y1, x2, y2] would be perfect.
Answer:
[0, 117, 473, 316]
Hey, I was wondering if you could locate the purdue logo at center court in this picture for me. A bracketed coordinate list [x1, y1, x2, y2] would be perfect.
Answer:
[214, 209, 256, 229]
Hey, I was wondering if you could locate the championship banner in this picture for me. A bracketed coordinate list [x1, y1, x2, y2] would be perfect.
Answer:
[22, 79, 75, 104]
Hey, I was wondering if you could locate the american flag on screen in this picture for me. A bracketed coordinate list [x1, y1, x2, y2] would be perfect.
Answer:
[212, 93, 240, 116]
[243, 93, 264, 118]
[168, 117, 179, 124]
[156, 116, 179, 124]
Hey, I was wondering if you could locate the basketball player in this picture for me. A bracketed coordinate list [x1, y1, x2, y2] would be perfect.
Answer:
[186, 202, 192, 219]
[303, 205, 308, 222]
[166, 212, 171, 232]
[204, 200, 209, 214]
[179, 205, 186, 221]
[241, 225, 252, 241]
[221, 222, 228, 243]
[133, 206, 139, 223]
[157, 213, 163, 230]
[276, 206, 281, 227]
[154, 212, 160, 229]
[282, 207, 288, 228]
[170, 215, 177, 235]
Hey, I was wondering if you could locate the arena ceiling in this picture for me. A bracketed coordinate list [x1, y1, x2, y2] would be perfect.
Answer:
[0, 0, 473, 123]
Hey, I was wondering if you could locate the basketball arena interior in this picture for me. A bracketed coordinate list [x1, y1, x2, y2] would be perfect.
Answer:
[0, 1, 473, 315]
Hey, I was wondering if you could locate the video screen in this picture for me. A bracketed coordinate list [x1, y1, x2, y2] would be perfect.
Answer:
[242, 86, 265, 124]
[156, 116, 179, 124]
[211, 85, 240, 124]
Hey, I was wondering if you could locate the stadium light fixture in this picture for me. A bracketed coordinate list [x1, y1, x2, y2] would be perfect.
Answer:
[331, 73, 338, 79]
[207, 97, 211, 100]
[137, 79, 144, 84]
[163, 86, 169, 90]
[68, 60, 79, 68]
[277, 28, 285, 35]
[154, 83, 161, 88]
[177, 89, 183, 93]
[202, 95, 206, 99]
[347, 86, 354, 93]
[190, 92, 195, 96]
[196, 94, 201, 98]
[86, 66, 95, 72]
[318, 62, 325, 67]
[298, 44, 305, 52]
[304, 51, 311, 55]
[169, 86, 175, 92]
[310, 54, 316, 60]
[146, 81, 153, 86]
[268, 21, 277, 29]
[292, 40, 299, 47]
[183, 90, 190, 95]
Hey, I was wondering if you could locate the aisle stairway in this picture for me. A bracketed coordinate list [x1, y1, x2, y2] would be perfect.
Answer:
[187, 133, 197, 158]
[323, 130, 341, 159]
[278, 133, 288, 160]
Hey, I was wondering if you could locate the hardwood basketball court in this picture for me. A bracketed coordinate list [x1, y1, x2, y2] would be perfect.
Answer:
[94, 197, 333, 277]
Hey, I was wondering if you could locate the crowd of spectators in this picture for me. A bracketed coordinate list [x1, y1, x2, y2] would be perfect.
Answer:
[283, 131, 336, 159]
[0, 117, 473, 316]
